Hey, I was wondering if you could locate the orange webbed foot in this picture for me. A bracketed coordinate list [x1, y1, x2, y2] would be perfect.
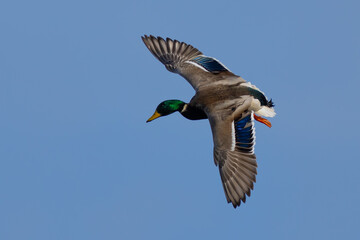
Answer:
[254, 114, 272, 128]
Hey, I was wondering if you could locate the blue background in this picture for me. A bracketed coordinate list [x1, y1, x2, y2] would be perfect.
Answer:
[1, 0, 359, 239]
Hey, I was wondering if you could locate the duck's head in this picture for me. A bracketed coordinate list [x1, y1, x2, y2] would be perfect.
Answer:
[146, 100, 185, 123]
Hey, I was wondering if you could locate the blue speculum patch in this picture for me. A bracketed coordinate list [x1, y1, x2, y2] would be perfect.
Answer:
[234, 115, 254, 151]
[190, 56, 228, 72]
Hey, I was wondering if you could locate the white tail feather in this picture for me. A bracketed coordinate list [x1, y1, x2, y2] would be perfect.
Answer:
[256, 106, 276, 118]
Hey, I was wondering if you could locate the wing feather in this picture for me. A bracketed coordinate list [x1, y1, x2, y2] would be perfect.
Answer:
[142, 35, 244, 91]
[210, 110, 257, 208]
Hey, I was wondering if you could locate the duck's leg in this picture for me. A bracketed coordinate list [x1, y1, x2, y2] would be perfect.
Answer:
[253, 114, 272, 128]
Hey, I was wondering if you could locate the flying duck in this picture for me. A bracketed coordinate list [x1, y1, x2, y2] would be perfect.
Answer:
[142, 35, 276, 208]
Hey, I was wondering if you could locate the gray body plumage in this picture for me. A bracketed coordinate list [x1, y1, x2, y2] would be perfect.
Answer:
[142, 35, 275, 207]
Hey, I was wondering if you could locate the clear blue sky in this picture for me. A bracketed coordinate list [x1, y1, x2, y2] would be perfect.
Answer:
[1, 0, 359, 239]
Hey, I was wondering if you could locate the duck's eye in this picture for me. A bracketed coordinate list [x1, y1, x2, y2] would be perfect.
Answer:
[231, 107, 236, 112]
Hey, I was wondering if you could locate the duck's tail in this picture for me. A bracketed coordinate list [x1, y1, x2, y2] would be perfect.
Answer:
[256, 105, 276, 118]
[267, 99, 275, 108]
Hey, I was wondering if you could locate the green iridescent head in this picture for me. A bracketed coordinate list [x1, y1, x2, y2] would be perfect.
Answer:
[146, 100, 185, 122]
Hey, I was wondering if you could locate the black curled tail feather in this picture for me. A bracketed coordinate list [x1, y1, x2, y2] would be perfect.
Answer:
[267, 99, 275, 108]
[247, 87, 275, 108]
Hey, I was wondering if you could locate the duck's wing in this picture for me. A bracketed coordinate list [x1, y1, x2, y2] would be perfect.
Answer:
[208, 108, 257, 208]
[142, 35, 245, 91]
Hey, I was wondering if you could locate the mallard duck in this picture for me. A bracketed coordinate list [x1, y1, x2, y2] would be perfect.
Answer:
[142, 35, 276, 208]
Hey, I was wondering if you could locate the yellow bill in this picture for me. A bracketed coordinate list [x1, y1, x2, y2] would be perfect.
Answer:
[146, 111, 161, 123]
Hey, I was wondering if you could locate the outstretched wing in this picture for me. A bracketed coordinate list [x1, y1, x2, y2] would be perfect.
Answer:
[142, 35, 245, 91]
[210, 110, 257, 208]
